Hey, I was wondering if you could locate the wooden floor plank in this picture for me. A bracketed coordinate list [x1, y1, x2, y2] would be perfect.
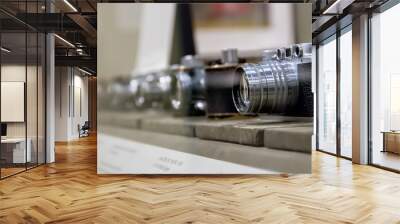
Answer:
[0, 135, 399, 223]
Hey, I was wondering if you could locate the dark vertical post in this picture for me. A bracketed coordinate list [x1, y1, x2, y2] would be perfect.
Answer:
[169, 4, 196, 65]
[37, 0, 39, 167]
[315, 44, 319, 151]
[25, 0, 28, 171]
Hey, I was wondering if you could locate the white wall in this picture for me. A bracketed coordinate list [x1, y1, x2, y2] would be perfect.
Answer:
[98, 3, 176, 79]
[133, 4, 176, 74]
[97, 3, 142, 82]
[55, 67, 89, 141]
[55, 67, 70, 141]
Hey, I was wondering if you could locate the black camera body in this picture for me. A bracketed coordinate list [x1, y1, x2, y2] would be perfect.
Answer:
[205, 49, 242, 117]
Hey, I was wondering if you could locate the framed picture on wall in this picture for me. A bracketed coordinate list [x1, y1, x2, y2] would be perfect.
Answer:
[1, 81, 25, 122]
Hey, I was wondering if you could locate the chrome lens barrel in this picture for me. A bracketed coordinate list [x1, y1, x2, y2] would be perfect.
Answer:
[169, 67, 206, 116]
[169, 56, 206, 116]
[106, 77, 139, 110]
[134, 72, 172, 109]
[170, 70, 192, 114]
[232, 43, 313, 115]
[233, 60, 299, 114]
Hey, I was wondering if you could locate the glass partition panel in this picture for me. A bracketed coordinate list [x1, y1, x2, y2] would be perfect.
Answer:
[0, 1, 46, 179]
[1, 31, 27, 177]
[27, 30, 38, 169]
[26, 0, 38, 169]
[339, 29, 352, 158]
[317, 37, 337, 154]
[371, 3, 400, 171]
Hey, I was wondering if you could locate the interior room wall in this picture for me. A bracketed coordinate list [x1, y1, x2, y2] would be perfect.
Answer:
[55, 67, 89, 141]
[55, 66, 70, 141]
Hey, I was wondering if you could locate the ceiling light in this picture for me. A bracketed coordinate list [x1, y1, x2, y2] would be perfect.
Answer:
[63, 0, 78, 12]
[78, 67, 93, 76]
[1, 47, 11, 53]
[54, 34, 75, 48]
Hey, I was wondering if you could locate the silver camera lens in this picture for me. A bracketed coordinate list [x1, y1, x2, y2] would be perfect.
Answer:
[232, 61, 299, 114]
[170, 69, 192, 113]
[169, 56, 206, 116]
[106, 76, 139, 110]
[233, 68, 252, 112]
[232, 43, 312, 116]
[291, 43, 312, 58]
[134, 72, 172, 110]
[239, 73, 250, 105]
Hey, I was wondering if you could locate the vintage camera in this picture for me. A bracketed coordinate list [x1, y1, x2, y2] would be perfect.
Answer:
[169, 55, 206, 116]
[205, 48, 241, 117]
[232, 43, 313, 117]
[134, 71, 172, 110]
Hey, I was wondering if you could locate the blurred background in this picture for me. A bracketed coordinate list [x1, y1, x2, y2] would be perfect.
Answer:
[98, 3, 311, 81]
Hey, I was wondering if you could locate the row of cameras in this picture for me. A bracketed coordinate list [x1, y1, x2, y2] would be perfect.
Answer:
[102, 43, 313, 117]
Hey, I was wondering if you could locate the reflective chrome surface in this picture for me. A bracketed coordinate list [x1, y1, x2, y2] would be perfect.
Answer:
[233, 43, 312, 116]
[169, 56, 206, 116]
[106, 76, 139, 110]
[134, 72, 172, 110]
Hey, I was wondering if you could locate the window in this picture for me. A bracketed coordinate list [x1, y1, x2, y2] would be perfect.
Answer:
[339, 28, 352, 158]
[317, 36, 337, 154]
[370, 2, 400, 171]
[317, 25, 353, 159]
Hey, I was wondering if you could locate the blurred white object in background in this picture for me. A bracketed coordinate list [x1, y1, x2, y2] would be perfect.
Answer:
[193, 4, 295, 55]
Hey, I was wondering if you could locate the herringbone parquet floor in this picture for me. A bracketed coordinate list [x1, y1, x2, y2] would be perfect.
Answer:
[1, 134, 400, 223]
